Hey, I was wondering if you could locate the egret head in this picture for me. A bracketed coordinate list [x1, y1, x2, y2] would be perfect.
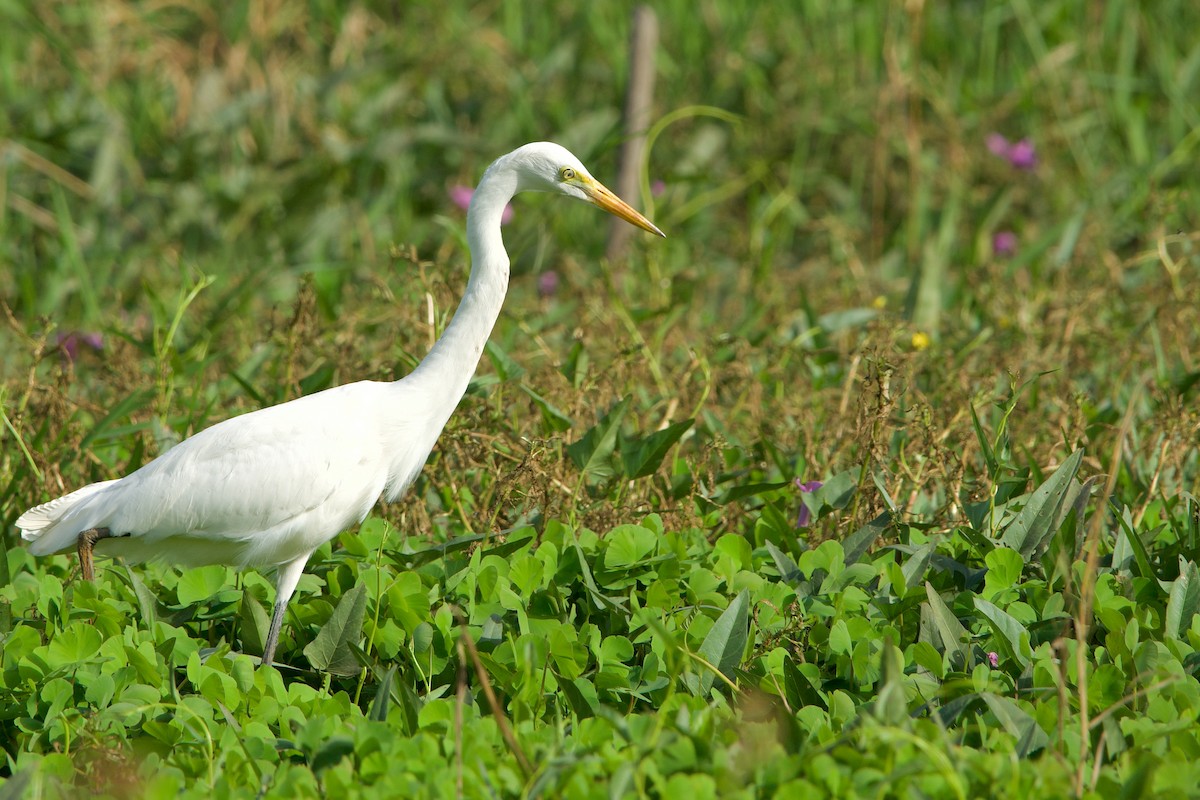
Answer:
[508, 142, 665, 237]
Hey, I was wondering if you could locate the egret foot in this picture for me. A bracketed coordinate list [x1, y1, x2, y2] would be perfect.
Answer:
[77, 527, 112, 581]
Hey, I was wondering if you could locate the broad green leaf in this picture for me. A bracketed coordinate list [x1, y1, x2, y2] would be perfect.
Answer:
[1000, 449, 1083, 560]
[238, 590, 270, 657]
[844, 512, 891, 565]
[922, 584, 970, 669]
[621, 418, 693, 479]
[1166, 558, 1200, 639]
[603, 524, 658, 569]
[303, 583, 367, 674]
[47, 622, 103, 665]
[566, 396, 631, 485]
[764, 541, 802, 585]
[695, 589, 750, 695]
[175, 565, 232, 606]
[980, 693, 1049, 756]
[983, 547, 1024, 601]
[901, 543, 935, 589]
[828, 620, 852, 655]
[974, 597, 1031, 668]
[713, 534, 753, 572]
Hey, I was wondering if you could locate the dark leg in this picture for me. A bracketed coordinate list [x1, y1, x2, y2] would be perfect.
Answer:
[77, 527, 112, 581]
[257, 556, 309, 667]
[262, 600, 286, 667]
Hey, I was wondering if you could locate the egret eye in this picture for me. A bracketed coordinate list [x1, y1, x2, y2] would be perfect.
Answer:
[559, 167, 576, 181]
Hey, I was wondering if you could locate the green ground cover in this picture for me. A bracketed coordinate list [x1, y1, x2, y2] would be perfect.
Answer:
[1, 1, 1198, 797]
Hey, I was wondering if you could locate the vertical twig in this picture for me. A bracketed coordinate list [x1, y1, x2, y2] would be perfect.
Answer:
[458, 618, 533, 779]
[606, 6, 658, 262]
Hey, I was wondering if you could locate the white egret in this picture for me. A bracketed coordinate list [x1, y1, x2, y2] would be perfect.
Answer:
[18, 142, 664, 666]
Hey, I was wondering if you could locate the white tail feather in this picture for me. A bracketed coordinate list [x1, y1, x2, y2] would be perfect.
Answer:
[18, 480, 120, 540]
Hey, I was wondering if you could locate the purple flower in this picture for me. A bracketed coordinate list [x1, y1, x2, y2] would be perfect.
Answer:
[992, 230, 1018, 257]
[987, 651, 999, 668]
[986, 134, 1037, 171]
[56, 331, 103, 362]
[449, 185, 514, 224]
[1007, 139, 1037, 170]
[985, 133, 1010, 158]
[537, 270, 559, 298]
[795, 479, 823, 528]
[651, 179, 666, 197]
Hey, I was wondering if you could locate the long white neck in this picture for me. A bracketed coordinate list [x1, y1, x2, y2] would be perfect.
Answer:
[406, 157, 517, 407]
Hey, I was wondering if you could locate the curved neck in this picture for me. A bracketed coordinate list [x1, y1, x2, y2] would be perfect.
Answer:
[406, 160, 516, 404]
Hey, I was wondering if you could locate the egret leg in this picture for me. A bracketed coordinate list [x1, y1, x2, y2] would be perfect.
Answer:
[77, 527, 112, 581]
[259, 556, 310, 667]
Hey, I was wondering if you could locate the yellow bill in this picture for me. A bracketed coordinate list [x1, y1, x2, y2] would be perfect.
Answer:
[584, 179, 666, 237]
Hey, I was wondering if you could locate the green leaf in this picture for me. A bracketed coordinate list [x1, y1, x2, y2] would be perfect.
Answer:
[310, 736, 355, 773]
[123, 567, 159, 629]
[714, 534, 753, 573]
[566, 396, 631, 485]
[844, 512, 891, 565]
[980, 693, 1049, 756]
[801, 467, 858, 520]
[969, 404, 998, 478]
[520, 385, 573, 432]
[1166, 558, 1200, 639]
[1000, 449, 1083, 560]
[369, 665, 397, 722]
[764, 541, 802, 585]
[873, 637, 907, 725]
[983, 547, 1024, 601]
[902, 543, 935, 589]
[484, 340, 524, 381]
[922, 584, 970, 670]
[694, 589, 750, 695]
[239, 591, 270, 657]
[47, 622, 103, 664]
[974, 597, 1031, 668]
[176, 565, 233, 606]
[621, 418, 694, 479]
[603, 524, 658, 569]
[303, 583, 367, 674]
[714, 481, 791, 505]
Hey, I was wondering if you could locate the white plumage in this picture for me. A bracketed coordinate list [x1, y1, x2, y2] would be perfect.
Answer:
[18, 142, 663, 666]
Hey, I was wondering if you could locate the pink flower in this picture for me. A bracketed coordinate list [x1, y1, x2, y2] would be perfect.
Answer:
[56, 331, 103, 362]
[1007, 139, 1037, 170]
[795, 479, 823, 528]
[986, 134, 1037, 171]
[992, 230, 1018, 257]
[449, 185, 514, 225]
[537, 270, 559, 298]
[987, 651, 999, 668]
[985, 133, 1010, 158]
[651, 180, 666, 197]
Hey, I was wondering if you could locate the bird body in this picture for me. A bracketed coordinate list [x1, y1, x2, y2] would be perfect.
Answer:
[18, 142, 663, 665]
[24, 381, 433, 568]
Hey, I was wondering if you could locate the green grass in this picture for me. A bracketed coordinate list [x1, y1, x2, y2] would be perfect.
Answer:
[2, 0, 1199, 797]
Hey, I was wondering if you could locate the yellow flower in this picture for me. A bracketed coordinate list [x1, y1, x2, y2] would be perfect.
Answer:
[872, 295, 887, 310]
[911, 331, 931, 350]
